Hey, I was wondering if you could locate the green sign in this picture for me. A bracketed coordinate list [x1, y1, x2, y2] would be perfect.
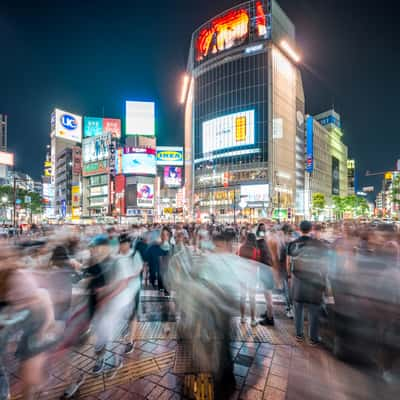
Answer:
[272, 208, 288, 220]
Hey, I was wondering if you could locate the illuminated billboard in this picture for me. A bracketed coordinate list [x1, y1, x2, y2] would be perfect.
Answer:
[195, 1, 270, 63]
[84, 117, 103, 138]
[0, 151, 14, 166]
[84, 117, 121, 139]
[137, 183, 154, 208]
[241, 184, 269, 202]
[55, 109, 82, 143]
[164, 166, 182, 187]
[202, 110, 255, 154]
[82, 135, 111, 163]
[126, 101, 155, 136]
[122, 147, 156, 175]
[156, 147, 184, 166]
[196, 8, 249, 62]
[103, 118, 121, 139]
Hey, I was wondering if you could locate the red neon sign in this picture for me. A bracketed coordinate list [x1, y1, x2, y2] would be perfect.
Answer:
[196, 8, 250, 62]
[256, 1, 267, 37]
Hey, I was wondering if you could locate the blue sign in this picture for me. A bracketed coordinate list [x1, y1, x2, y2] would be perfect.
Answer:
[60, 114, 78, 130]
[16, 199, 22, 205]
[317, 115, 341, 128]
[306, 116, 314, 173]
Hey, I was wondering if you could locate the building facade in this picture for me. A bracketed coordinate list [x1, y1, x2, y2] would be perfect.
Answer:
[347, 159, 356, 195]
[305, 110, 349, 218]
[184, 0, 303, 222]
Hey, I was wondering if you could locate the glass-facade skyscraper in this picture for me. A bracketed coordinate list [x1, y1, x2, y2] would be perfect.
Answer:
[184, 0, 305, 221]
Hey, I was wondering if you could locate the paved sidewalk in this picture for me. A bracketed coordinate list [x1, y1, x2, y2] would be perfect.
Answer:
[7, 292, 398, 399]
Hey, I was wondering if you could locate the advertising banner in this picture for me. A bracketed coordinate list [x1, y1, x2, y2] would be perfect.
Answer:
[202, 110, 255, 154]
[126, 101, 155, 136]
[164, 166, 182, 187]
[72, 147, 82, 175]
[103, 118, 121, 139]
[44, 161, 52, 177]
[306, 116, 314, 173]
[82, 135, 111, 163]
[156, 147, 184, 166]
[122, 147, 156, 175]
[332, 156, 340, 195]
[240, 184, 269, 202]
[84, 117, 103, 138]
[82, 160, 108, 177]
[71, 185, 80, 208]
[55, 109, 82, 143]
[137, 183, 154, 208]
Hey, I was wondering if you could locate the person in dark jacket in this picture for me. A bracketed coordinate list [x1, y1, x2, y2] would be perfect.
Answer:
[145, 230, 170, 292]
[288, 221, 328, 345]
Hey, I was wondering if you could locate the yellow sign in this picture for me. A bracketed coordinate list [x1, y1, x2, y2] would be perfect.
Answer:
[235, 116, 247, 142]
[385, 172, 393, 180]
[163, 207, 173, 214]
[71, 185, 80, 208]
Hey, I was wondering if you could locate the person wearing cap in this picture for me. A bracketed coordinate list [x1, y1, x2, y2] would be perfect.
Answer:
[287, 221, 329, 345]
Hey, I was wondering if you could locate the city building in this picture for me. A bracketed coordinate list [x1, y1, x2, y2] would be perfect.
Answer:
[0, 114, 7, 151]
[81, 117, 121, 219]
[114, 101, 157, 223]
[314, 109, 348, 198]
[155, 146, 184, 222]
[347, 159, 356, 195]
[184, 0, 304, 222]
[50, 109, 83, 218]
[305, 110, 349, 218]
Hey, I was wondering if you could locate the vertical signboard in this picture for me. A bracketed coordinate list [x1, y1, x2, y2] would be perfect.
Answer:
[115, 175, 126, 215]
[103, 118, 121, 139]
[332, 156, 340, 195]
[72, 147, 82, 175]
[306, 116, 314, 173]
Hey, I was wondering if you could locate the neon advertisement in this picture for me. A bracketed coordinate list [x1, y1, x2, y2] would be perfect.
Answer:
[196, 8, 249, 62]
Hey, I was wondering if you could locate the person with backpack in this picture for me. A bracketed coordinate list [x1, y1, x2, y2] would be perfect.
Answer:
[287, 221, 329, 345]
[238, 232, 259, 327]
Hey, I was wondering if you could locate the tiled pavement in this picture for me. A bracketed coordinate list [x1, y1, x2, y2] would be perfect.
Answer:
[7, 292, 398, 399]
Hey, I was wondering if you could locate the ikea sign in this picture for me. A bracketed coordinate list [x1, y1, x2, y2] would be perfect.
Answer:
[156, 146, 184, 166]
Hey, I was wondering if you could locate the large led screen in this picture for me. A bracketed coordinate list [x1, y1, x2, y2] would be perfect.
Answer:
[122, 148, 156, 175]
[195, 1, 270, 63]
[202, 110, 255, 155]
[164, 166, 182, 187]
[126, 101, 155, 136]
[82, 135, 111, 163]
[55, 109, 82, 143]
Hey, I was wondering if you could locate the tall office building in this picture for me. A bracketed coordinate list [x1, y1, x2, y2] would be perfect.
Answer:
[184, 0, 303, 222]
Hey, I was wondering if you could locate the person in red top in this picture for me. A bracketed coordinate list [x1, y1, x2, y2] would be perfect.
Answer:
[238, 232, 259, 327]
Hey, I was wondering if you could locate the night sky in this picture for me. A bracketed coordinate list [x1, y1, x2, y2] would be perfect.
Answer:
[1, 0, 399, 195]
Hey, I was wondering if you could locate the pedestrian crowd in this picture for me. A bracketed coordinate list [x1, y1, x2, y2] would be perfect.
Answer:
[0, 220, 399, 399]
